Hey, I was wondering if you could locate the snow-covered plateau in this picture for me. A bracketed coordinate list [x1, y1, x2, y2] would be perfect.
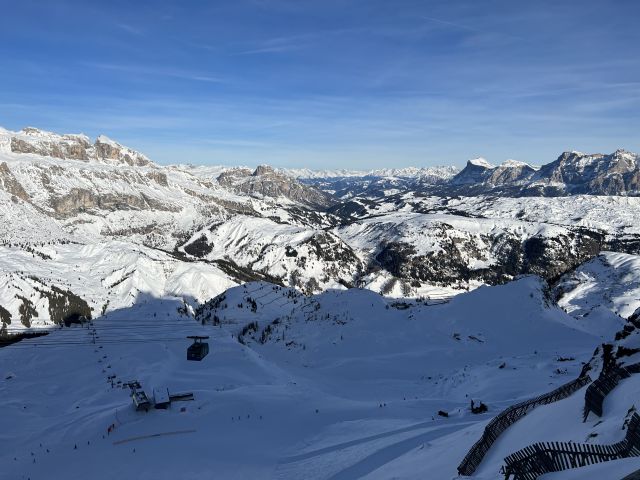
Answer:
[2, 126, 640, 479]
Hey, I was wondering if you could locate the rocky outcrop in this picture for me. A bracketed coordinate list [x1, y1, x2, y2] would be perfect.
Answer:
[534, 149, 640, 195]
[218, 165, 337, 210]
[10, 129, 92, 161]
[450, 158, 496, 185]
[7, 128, 153, 167]
[0, 162, 30, 201]
[94, 135, 152, 167]
[50, 188, 176, 216]
[146, 170, 169, 186]
[487, 160, 536, 185]
[425, 150, 640, 197]
[450, 158, 536, 187]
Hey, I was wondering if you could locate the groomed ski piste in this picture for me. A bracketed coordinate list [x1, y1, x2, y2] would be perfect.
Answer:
[4, 268, 640, 480]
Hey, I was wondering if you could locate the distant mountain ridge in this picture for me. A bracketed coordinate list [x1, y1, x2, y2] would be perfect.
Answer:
[283, 165, 459, 180]
[5, 126, 638, 197]
[296, 150, 640, 198]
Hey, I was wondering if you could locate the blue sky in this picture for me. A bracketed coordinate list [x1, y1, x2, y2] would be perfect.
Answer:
[1, 0, 639, 169]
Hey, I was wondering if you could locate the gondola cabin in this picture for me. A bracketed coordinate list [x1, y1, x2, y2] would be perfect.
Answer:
[187, 336, 210, 361]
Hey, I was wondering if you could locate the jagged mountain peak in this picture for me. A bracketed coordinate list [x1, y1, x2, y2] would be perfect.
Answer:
[93, 134, 152, 167]
[253, 164, 275, 176]
[611, 148, 638, 163]
[501, 159, 533, 168]
[451, 157, 496, 185]
[95, 134, 119, 146]
[467, 157, 494, 169]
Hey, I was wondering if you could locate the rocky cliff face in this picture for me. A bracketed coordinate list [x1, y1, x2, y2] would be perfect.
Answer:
[0, 162, 30, 201]
[8, 128, 152, 166]
[450, 158, 496, 185]
[93, 135, 152, 166]
[217, 165, 337, 210]
[487, 160, 537, 185]
[533, 149, 640, 195]
[10, 127, 92, 161]
[448, 158, 536, 190]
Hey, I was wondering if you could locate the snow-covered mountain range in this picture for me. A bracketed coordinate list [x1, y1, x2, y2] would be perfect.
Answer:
[300, 149, 640, 198]
[3, 125, 640, 478]
[1, 126, 640, 333]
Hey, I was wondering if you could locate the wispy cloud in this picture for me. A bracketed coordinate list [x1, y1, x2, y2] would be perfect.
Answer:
[237, 33, 319, 55]
[239, 41, 302, 55]
[115, 22, 144, 36]
[84, 62, 225, 83]
[420, 15, 482, 33]
[236, 28, 359, 55]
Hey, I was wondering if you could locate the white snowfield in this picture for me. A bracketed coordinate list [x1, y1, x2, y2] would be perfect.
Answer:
[0, 239, 237, 333]
[362, 194, 640, 238]
[6, 276, 637, 480]
[557, 252, 640, 320]
[337, 211, 569, 258]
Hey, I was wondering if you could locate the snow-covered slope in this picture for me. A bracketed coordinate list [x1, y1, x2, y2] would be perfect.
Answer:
[0, 240, 237, 333]
[1, 276, 610, 480]
[553, 252, 640, 336]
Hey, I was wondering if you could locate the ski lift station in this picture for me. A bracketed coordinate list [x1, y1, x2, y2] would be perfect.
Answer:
[124, 381, 152, 412]
[125, 381, 194, 411]
[153, 387, 170, 409]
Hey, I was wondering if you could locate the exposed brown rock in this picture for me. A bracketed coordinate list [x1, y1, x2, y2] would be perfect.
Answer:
[0, 162, 30, 201]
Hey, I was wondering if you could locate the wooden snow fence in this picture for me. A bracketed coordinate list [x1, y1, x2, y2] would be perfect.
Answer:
[584, 362, 640, 420]
[502, 413, 640, 480]
[457, 375, 591, 476]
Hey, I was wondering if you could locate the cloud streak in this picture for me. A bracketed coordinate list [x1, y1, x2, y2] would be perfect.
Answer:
[420, 15, 483, 33]
[115, 22, 144, 36]
[83, 62, 225, 83]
